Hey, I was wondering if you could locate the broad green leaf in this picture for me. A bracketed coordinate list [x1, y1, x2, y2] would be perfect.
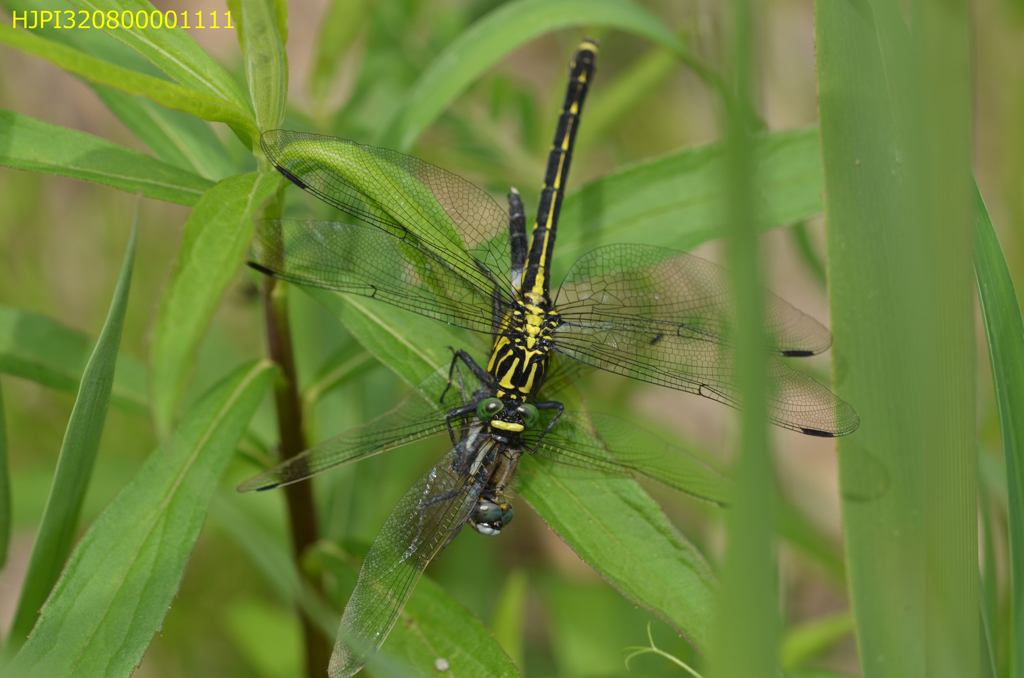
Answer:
[0, 109, 213, 205]
[69, 0, 253, 114]
[554, 126, 824, 272]
[0, 305, 148, 414]
[309, 0, 368, 102]
[311, 543, 519, 678]
[818, 0, 976, 676]
[516, 456, 716, 652]
[974, 184, 1024, 678]
[0, 384, 9, 571]
[234, 0, 288, 131]
[150, 171, 280, 437]
[8, 213, 139, 648]
[0, 24, 260, 148]
[303, 340, 378, 408]
[7, 360, 275, 677]
[93, 86, 237, 180]
[223, 598, 302, 678]
[380, 0, 688, 151]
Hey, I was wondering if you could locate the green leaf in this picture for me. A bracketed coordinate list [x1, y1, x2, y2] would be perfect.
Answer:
[6, 360, 275, 677]
[518, 446, 716, 653]
[974, 184, 1024, 678]
[92, 86, 237, 181]
[311, 543, 519, 678]
[779, 611, 854, 670]
[235, 0, 288, 131]
[554, 126, 824, 273]
[380, 0, 687, 151]
[817, 0, 976, 675]
[210, 492, 340, 639]
[309, 0, 368, 102]
[2, 0, 236, 180]
[490, 570, 528, 669]
[0, 109, 214, 205]
[68, 0, 253, 114]
[7, 212, 139, 648]
[0, 24, 260, 148]
[0, 305, 148, 414]
[0, 383, 9, 572]
[150, 171, 280, 438]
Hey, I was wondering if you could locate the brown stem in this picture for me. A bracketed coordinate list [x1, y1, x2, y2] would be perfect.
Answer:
[260, 275, 331, 677]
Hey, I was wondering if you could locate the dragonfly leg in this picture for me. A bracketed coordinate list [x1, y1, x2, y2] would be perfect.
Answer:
[528, 401, 565, 454]
[445, 403, 477, 447]
[440, 349, 491, 405]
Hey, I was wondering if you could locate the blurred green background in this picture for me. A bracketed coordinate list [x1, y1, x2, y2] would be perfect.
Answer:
[0, 0, 1019, 676]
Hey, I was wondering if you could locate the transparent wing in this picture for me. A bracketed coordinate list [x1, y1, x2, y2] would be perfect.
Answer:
[250, 219, 502, 336]
[555, 244, 832, 355]
[553, 244, 859, 436]
[261, 130, 514, 304]
[238, 371, 473, 492]
[328, 446, 484, 678]
[525, 412, 733, 505]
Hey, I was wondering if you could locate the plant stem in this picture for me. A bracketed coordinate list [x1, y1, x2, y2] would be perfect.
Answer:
[260, 275, 331, 678]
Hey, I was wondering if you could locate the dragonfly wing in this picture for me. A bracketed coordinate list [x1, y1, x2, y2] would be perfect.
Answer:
[329, 447, 482, 678]
[554, 245, 859, 437]
[261, 130, 513, 300]
[238, 385, 454, 492]
[251, 219, 501, 335]
[525, 412, 733, 505]
[555, 243, 833, 356]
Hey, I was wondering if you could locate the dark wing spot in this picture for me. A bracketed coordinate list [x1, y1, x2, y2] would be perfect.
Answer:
[649, 333, 664, 346]
[800, 427, 835, 438]
[782, 349, 815, 357]
[248, 261, 277, 277]
[276, 166, 308, 190]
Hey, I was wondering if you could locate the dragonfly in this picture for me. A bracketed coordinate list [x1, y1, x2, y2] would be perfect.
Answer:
[243, 38, 858, 676]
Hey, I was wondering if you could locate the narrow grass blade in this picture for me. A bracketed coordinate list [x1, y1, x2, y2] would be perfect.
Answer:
[0, 305, 148, 414]
[710, 0, 778, 671]
[553, 127, 824, 270]
[490, 570, 528, 669]
[0, 383, 8, 571]
[7, 210, 139, 648]
[234, 0, 287, 131]
[380, 0, 687, 151]
[69, 0, 253, 113]
[311, 543, 519, 678]
[779, 611, 854, 670]
[308, 0, 368, 103]
[817, 0, 977, 675]
[6, 360, 275, 677]
[0, 24, 260, 147]
[149, 171, 280, 438]
[974, 185, 1024, 678]
[0, 109, 213, 205]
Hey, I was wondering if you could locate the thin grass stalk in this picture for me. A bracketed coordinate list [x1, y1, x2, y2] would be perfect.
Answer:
[710, 0, 778, 674]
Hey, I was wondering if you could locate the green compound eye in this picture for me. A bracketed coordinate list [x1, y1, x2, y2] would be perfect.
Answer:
[519, 404, 539, 428]
[476, 397, 503, 421]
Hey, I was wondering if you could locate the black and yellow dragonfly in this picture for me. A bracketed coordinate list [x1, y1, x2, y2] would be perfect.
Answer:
[243, 39, 857, 677]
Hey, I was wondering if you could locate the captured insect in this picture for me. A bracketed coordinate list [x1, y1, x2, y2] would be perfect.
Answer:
[243, 39, 858, 677]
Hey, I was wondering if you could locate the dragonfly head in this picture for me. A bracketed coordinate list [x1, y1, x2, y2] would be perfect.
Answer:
[469, 498, 514, 536]
[476, 397, 540, 434]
